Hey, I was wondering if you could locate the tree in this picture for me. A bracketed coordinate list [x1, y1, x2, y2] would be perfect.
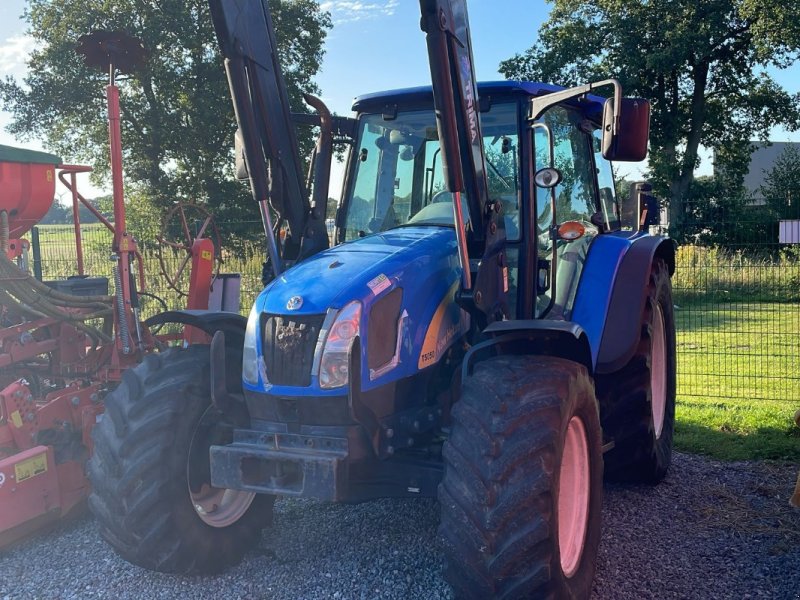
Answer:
[760, 145, 800, 221]
[676, 175, 774, 250]
[40, 202, 70, 224]
[499, 0, 800, 240]
[1, 0, 331, 228]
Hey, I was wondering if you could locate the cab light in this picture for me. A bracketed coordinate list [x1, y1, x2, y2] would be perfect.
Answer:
[558, 221, 586, 241]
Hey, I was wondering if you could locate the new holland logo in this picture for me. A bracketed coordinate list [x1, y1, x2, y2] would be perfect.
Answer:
[286, 296, 303, 310]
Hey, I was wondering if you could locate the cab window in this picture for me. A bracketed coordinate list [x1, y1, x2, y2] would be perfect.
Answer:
[343, 103, 521, 241]
[533, 106, 599, 318]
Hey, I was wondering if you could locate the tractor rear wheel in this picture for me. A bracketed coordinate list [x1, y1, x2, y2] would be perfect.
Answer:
[88, 344, 273, 574]
[439, 355, 603, 599]
[597, 257, 676, 483]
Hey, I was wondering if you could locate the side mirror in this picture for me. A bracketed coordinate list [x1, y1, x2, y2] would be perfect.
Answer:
[601, 97, 650, 162]
[234, 128, 249, 180]
[533, 167, 562, 189]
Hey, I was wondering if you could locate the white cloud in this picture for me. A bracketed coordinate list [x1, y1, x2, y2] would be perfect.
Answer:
[0, 34, 34, 78]
[320, 1, 399, 24]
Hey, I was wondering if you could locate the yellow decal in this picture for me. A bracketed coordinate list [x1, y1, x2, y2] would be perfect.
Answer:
[15, 452, 48, 483]
[10, 410, 22, 429]
[46, 169, 53, 182]
[201, 250, 212, 261]
[418, 282, 470, 369]
[121, 237, 129, 251]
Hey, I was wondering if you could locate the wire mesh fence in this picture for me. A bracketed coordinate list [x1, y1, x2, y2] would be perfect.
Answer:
[29, 208, 800, 403]
[672, 201, 800, 402]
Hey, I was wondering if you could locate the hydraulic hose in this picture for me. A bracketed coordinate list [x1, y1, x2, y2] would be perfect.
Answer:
[0, 247, 113, 343]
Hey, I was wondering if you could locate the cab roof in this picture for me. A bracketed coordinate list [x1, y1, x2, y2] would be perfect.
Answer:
[352, 80, 606, 119]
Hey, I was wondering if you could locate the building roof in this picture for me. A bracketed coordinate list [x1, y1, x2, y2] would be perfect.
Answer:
[732, 141, 800, 199]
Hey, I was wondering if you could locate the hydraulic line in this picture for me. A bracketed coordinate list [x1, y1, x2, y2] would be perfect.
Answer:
[0, 262, 113, 343]
[0, 210, 113, 343]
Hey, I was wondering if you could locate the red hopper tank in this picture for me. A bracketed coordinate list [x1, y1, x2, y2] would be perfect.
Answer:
[0, 145, 62, 239]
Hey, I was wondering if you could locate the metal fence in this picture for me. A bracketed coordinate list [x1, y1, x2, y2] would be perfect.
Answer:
[671, 201, 800, 401]
[29, 210, 800, 403]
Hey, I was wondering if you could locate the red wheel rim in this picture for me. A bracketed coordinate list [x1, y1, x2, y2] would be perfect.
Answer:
[651, 303, 667, 439]
[558, 415, 590, 578]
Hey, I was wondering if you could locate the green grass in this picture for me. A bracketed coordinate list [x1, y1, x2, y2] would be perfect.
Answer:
[675, 302, 800, 461]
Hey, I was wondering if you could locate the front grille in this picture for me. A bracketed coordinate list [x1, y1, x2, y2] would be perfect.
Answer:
[261, 313, 325, 386]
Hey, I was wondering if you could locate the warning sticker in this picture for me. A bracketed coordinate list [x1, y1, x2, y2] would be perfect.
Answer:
[366, 273, 391, 296]
[201, 250, 212, 261]
[10, 410, 22, 429]
[15, 452, 48, 483]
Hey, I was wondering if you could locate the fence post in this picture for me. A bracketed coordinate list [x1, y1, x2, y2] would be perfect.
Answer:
[31, 226, 43, 281]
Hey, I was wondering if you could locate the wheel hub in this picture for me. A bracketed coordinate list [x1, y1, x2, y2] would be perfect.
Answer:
[190, 483, 255, 528]
[187, 407, 255, 528]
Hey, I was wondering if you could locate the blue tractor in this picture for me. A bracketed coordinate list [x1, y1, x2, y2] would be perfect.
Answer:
[89, 0, 676, 597]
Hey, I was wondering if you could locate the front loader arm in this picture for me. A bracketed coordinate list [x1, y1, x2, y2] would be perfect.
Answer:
[209, 0, 329, 276]
[419, 0, 508, 323]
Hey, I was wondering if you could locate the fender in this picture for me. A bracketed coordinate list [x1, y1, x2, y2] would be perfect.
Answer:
[462, 320, 593, 381]
[144, 309, 247, 348]
[594, 236, 675, 374]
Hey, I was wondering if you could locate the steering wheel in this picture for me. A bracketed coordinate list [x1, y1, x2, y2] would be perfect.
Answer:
[156, 203, 221, 297]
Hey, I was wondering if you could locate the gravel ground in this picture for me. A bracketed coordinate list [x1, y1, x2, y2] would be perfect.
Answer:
[0, 452, 798, 599]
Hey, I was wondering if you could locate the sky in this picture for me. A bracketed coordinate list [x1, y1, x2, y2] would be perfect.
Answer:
[0, 0, 798, 200]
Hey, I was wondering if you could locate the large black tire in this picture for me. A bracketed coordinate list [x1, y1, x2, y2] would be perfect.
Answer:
[597, 258, 676, 483]
[88, 345, 274, 574]
[439, 355, 603, 600]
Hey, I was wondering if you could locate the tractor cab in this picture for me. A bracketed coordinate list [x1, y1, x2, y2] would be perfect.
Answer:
[338, 81, 619, 321]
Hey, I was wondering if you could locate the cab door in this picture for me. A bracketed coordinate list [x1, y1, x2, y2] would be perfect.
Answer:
[532, 106, 603, 319]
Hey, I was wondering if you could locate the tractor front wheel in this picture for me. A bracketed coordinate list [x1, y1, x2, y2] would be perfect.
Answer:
[597, 257, 677, 483]
[88, 345, 273, 574]
[439, 355, 603, 599]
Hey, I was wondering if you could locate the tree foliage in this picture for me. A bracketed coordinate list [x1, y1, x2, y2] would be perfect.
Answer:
[676, 175, 774, 249]
[760, 145, 800, 221]
[1, 0, 331, 227]
[499, 0, 800, 239]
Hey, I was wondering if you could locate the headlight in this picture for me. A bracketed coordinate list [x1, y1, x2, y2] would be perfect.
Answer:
[242, 303, 261, 385]
[318, 301, 361, 389]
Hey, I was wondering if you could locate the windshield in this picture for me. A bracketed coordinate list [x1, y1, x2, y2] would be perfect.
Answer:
[343, 102, 520, 241]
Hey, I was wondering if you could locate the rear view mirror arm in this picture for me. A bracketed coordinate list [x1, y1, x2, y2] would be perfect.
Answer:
[529, 79, 622, 132]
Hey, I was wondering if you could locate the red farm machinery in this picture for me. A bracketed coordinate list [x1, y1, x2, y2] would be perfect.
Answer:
[0, 31, 221, 547]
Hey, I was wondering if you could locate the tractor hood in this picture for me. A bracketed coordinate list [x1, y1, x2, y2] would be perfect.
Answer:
[258, 226, 460, 315]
